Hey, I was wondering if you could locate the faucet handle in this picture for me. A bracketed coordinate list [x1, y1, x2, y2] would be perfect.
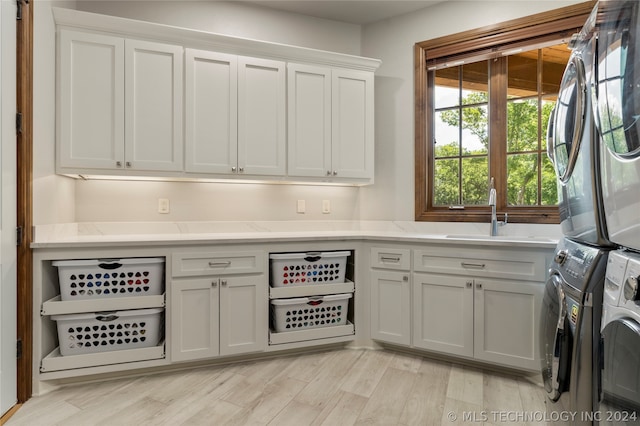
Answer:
[500, 212, 508, 226]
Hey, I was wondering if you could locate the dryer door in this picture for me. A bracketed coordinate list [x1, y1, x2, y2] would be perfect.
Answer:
[599, 318, 640, 418]
[595, 0, 640, 250]
[541, 274, 572, 401]
[552, 54, 586, 183]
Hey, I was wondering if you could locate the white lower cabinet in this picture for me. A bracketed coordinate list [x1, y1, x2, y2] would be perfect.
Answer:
[371, 271, 411, 346]
[171, 275, 266, 362]
[170, 250, 267, 362]
[371, 245, 546, 371]
[370, 247, 411, 346]
[412, 273, 473, 358]
[472, 277, 542, 369]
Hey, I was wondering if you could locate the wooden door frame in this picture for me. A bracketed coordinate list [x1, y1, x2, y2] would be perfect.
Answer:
[17, 0, 33, 403]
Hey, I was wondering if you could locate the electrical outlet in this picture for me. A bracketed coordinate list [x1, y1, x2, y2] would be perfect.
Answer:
[158, 198, 170, 214]
[296, 199, 306, 214]
[322, 200, 331, 214]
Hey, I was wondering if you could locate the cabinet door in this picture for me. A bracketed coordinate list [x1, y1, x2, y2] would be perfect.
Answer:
[219, 275, 267, 356]
[238, 57, 286, 176]
[184, 49, 238, 174]
[473, 278, 543, 370]
[58, 30, 125, 170]
[371, 270, 411, 345]
[287, 63, 331, 177]
[171, 278, 219, 362]
[412, 272, 473, 357]
[125, 39, 183, 171]
[331, 69, 374, 179]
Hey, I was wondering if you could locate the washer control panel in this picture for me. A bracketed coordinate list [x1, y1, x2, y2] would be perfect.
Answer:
[623, 256, 640, 304]
[605, 250, 629, 306]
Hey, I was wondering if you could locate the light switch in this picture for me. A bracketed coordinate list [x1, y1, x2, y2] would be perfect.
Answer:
[297, 199, 306, 214]
[322, 200, 331, 214]
[158, 198, 170, 214]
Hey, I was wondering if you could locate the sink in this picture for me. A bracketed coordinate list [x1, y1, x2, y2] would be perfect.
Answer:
[444, 234, 555, 242]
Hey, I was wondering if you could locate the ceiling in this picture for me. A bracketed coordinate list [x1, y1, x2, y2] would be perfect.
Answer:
[234, 1, 446, 25]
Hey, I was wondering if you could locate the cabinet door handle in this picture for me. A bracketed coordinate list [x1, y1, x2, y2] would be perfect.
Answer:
[116, 161, 122, 167]
[476, 283, 483, 290]
[232, 166, 237, 172]
[380, 256, 401, 263]
[403, 275, 409, 282]
[461, 262, 485, 269]
[209, 261, 231, 268]
[332, 170, 338, 176]
[326, 170, 332, 176]
[239, 167, 244, 173]
[466, 281, 473, 288]
[125, 161, 132, 168]
[212, 281, 217, 287]
[221, 280, 228, 287]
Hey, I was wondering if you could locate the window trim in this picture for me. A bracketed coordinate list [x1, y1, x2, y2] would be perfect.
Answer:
[414, 1, 596, 223]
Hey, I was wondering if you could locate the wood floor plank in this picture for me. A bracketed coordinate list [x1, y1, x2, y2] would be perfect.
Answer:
[4, 400, 80, 426]
[226, 377, 309, 425]
[339, 349, 393, 398]
[179, 399, 244, 426]
[398, 357, 451, 425]
[266, 400, 322, 426]
[309, 390, 368, 426]
[293, 349, 362, 409]
[95, 396, 166, 426]
[445, 364, 484, 406]
[483, 371, 524, 413]
[354, 368, 418, 425]
[141, 371, 247, 425]
[271, 350, 334, 383]
[440, 397, 484, 425]
[388, 351, 424, 374]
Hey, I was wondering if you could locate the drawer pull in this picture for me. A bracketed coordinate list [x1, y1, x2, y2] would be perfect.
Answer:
[380, 256, 401, 263]
[461, 262, 485, 269]
[208, 261, 231, 268]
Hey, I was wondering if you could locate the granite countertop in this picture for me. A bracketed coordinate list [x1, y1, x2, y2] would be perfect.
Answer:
[32, 221, 561, 249]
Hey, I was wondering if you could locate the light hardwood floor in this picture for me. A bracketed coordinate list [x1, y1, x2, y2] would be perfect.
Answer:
[6, 348, 547, 426]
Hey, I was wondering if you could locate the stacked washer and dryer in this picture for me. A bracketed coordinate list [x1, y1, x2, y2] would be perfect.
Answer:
[541, 1, 640, 425]
[594, 1, 640, 424]
[541, 5, 614, 424]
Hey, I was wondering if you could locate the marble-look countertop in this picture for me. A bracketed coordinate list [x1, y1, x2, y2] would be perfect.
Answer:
[32, 221, 561, 249]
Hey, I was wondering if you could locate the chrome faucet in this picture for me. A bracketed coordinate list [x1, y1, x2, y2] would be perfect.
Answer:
[488, 177, 508, 236]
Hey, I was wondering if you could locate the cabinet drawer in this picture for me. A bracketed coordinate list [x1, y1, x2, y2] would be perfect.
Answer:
[370, 247, 411, 271]
[172, 251, 264, 277]
[413, 248, 546, 282]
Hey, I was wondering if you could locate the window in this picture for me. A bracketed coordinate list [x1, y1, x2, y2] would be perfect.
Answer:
[415, 1, 595, 223]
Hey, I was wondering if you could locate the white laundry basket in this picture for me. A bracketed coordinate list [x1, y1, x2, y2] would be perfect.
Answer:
[269, 251, 349, 287]
[270, 293, 351, 332]
[52, 308, 163, 356]
[53, 258, 165, 301]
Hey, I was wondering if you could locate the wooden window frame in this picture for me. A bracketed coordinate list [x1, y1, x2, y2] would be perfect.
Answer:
[414, 1, 596, 223]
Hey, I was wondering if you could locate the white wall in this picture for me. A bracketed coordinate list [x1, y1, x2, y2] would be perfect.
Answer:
[359, 0, 586, 220]
[33, 1, 76, 225]
[34, 0, 587, 224]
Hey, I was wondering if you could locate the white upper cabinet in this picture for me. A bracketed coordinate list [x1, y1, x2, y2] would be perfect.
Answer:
[238, 57, 286, 176]
[287, 64, 331, 177]
[287, 64, 374, 180]
[58, 30, 125, 170]
[125, 40, 183, 172]
[54, 8, 380, 182]
[185, 53, 285, 176]
[58, 30, 183, 174]
[184, 49, 238, 174]
[331, 69, 374, 179]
